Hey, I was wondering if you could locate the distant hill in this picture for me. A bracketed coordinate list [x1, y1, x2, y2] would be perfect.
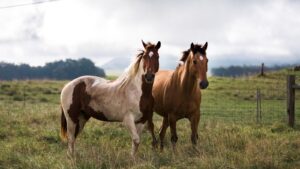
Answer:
[0, 58, 105, 80]
[101, 56, 131, 75]
[211, 64, 299, 77]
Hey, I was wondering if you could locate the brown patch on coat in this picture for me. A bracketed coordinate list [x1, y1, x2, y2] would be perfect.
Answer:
[67, 81, 110, 137]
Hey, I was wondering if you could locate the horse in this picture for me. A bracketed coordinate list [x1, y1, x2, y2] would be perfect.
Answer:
[150, 42, 208, 151]
[60, 40, 161, 157]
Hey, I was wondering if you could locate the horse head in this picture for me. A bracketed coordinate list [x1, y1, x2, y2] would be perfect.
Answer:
[185, 42, 209, 89]
[140, 40, 161, 83]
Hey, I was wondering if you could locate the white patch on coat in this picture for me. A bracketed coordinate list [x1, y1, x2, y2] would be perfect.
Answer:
[82, 58, 145, 122]
[61, 81, 76, 125]
[91, 78, 108, 87]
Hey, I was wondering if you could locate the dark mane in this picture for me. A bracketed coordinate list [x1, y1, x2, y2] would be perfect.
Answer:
[144, 42, 157, 50]
[137, 51, 144, 58]
[180, 44, 206, 62]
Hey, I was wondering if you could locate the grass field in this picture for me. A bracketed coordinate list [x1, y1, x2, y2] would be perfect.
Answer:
[0, 70, 300, 169]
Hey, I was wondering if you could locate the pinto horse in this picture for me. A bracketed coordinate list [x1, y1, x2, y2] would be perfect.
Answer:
[60, 41, 161, 156]
[150, 42, 208, 150]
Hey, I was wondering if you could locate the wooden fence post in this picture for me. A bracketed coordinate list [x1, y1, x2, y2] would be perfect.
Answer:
[260, 63, 265, 76]
[23, 86, 26, 107]
[287, 75, 295, 127]
[256, 89, 259, 123]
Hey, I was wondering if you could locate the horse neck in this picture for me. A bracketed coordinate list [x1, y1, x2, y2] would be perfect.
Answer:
[175, 60, 199, 96]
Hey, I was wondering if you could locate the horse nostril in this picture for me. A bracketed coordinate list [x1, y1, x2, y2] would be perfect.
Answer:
[145, 74, 154, 82]
[199, 81, 209, 89]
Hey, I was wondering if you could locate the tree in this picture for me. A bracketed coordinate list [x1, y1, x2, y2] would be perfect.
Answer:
[0, 58, 106, 80]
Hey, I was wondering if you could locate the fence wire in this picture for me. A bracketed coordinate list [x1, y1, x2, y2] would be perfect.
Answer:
[201, 75, 300, 125]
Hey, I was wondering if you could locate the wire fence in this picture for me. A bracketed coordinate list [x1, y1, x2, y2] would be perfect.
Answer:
[201, 76, 300, 125]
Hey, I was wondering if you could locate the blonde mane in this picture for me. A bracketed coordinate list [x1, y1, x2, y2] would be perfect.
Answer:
[113, 52, 144, 89]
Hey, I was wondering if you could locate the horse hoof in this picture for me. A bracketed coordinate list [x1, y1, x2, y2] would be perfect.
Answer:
[191, 136, 198, 145]
[130, 152, 137, 161]
[152, 140, 159, 149]
[160, 145, 164, 152]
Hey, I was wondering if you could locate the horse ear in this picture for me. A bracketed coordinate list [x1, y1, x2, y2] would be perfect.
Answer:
[190, 43, 195, 50]
[202, 42, 208, 50]
[142, 40, 147, 49]
[155, 41, 161, 50]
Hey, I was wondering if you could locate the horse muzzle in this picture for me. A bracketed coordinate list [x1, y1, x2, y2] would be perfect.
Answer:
[199, 80, 209, 89]
[144, 73, 155, 83]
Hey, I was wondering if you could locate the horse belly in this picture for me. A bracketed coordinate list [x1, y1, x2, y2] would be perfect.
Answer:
[154, 96, 199, 118]
[89, 95, 142, 122]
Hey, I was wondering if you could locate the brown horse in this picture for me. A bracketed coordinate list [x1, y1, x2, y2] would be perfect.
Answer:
[150, 42, 208, 150]
[60, 41, 161, 157]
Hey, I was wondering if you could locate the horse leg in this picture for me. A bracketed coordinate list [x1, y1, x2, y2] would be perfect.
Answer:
[66, 118, 77, 157]
[123, 114, 140, 157]
[189, 110, 200, 145]
[136, 122, 145, 151]
[78, 112, 90, 136]
[147, 119, 158, 149]
[169, 114, 178, 152]
[136, 122, 145, 136]
[159, 117, 169, 151]
[66, 110, 90, 157]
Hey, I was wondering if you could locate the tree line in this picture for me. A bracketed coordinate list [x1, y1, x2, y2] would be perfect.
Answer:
[211, 64, 298, 77]
[0, 58, 105, 80]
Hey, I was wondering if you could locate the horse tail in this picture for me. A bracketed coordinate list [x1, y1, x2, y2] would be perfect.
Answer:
[60, 106, 68, 142]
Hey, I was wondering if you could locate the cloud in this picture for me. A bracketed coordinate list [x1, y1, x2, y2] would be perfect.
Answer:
[0, 0, 299, 68]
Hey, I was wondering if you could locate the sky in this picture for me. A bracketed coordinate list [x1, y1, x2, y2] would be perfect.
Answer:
[0, 0, 299, 70]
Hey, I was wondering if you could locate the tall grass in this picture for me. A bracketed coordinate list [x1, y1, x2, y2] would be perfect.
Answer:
[0, 71, 300, 168]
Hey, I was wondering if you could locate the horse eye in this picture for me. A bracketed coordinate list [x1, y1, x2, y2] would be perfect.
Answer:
[193, 60, 197, 64]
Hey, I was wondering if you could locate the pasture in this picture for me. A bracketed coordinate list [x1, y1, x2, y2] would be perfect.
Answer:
[0, 70, 300, 169]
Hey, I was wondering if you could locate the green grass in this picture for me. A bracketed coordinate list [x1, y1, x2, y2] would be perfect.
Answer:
[0, 70, 300, 168]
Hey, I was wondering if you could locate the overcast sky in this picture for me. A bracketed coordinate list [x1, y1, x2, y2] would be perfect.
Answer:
[0, 0, 299, 68]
